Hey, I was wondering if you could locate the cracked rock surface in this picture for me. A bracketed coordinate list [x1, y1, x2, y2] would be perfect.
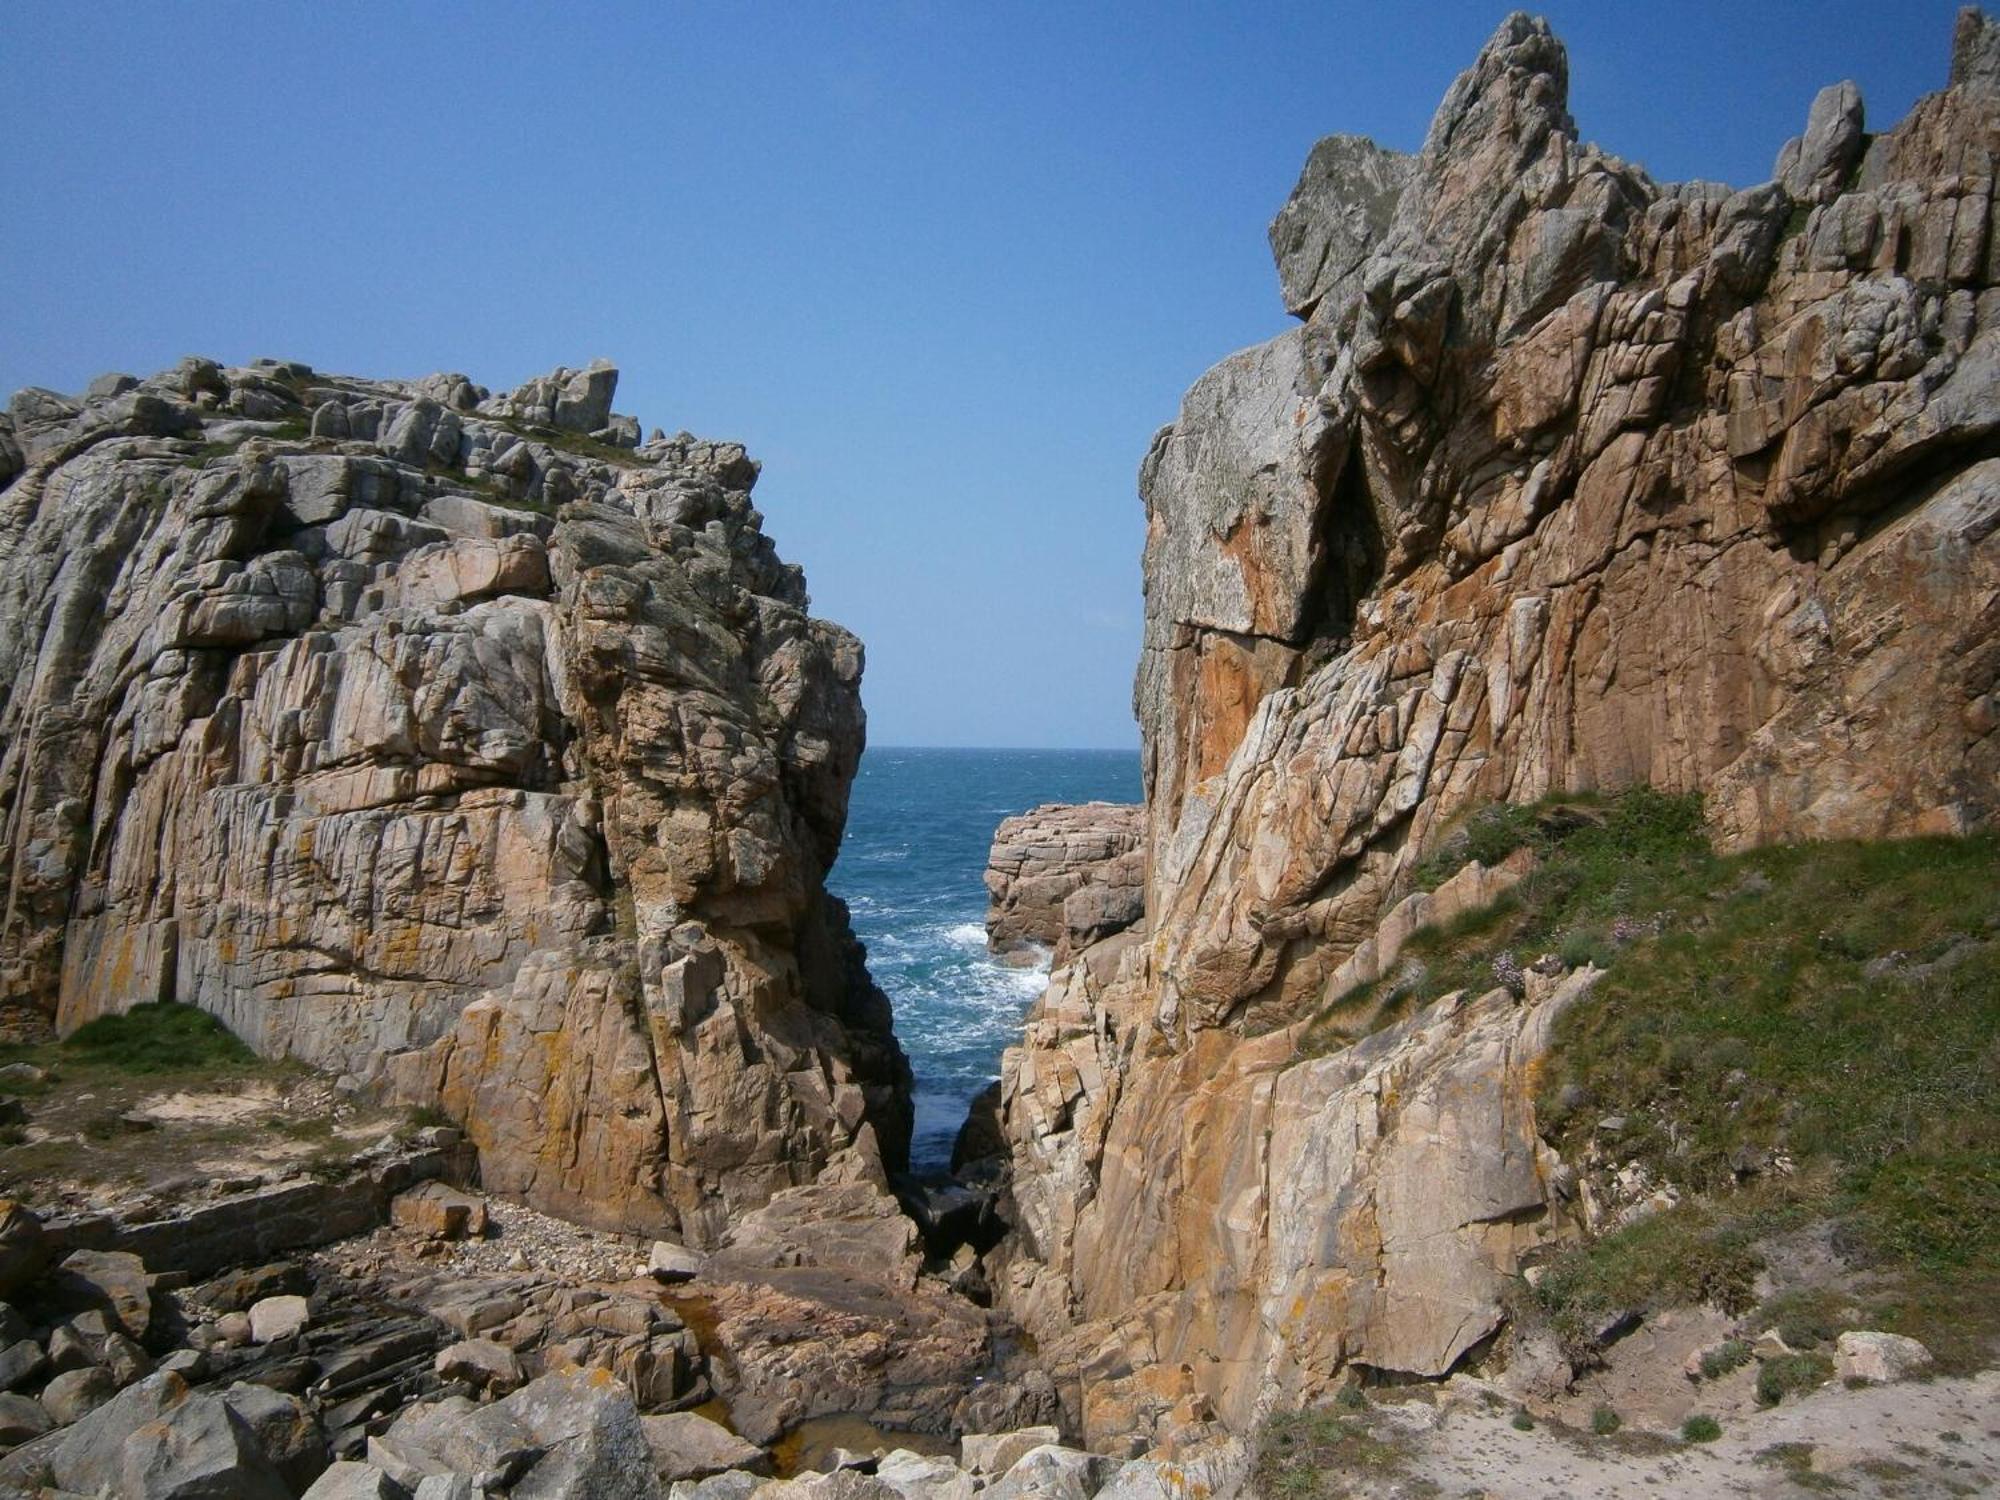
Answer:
[994, 9, 2000, 1452]
[0, 357, 911, 1245]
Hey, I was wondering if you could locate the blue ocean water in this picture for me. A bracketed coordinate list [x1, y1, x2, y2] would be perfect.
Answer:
[830, 746, 1144, 1172]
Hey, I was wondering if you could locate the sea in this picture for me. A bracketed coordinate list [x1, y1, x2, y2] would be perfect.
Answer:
[829, 746, 1144, 1173]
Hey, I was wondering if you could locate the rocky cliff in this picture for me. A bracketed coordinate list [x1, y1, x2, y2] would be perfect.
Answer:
[0, 356, 910, 1245]
[993, 8, 2000, 1451]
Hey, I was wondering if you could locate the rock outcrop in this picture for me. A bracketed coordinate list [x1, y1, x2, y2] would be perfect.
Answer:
[994, 8, 2000, 1451]
[982, 804, 1145, 965]
[0, 357, 910, 1244]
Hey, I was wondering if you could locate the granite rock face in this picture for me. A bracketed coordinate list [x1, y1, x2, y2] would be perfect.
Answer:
[997, 9, 2000, 1450]
[983, 803, 1145, 965]
[0, 357, 910, 1244]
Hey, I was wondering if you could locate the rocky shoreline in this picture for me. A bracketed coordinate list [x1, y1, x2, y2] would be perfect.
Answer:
[2, 6, 1999, 1498]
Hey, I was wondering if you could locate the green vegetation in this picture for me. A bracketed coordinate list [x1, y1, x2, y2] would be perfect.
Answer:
[1682, 1414, 1722, 1444]
[1510, 1408, 1535, 1432]
[1520, 1204, 1764, 1362]
[497, 418, 643, 470]
[1756, 1289, 1846, 1351]
[1371, 788, 2000, 1375]
[1252, 1409, 1429, 1498]
[1699, 1339, 1753, 1380]
[1304, 788, 1711, 1050]
[1590, 1406, 1623, 1436]
[55, 1002, 260, 1076]
[1756, 1351, 1834, 1406]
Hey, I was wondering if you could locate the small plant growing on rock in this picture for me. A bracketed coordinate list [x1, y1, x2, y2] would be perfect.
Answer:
[1334, 1382, 1368, 1411]
[1682, 1413, 1722, 1443]
[1511, 1408, 1535, 1431]
[1591, 1405, 1623, 1435]
[1699, 1339, 1752, 1380]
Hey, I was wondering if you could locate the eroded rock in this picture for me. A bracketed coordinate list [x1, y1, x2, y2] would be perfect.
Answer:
[0, 357, 911, 1244]
[995, 8, 2000, 1451]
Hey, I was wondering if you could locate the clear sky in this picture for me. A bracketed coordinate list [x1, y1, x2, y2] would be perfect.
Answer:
[2, 2, 1970, 748]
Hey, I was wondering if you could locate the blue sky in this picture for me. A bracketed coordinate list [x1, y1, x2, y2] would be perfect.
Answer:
[2, 2, 1969, 748]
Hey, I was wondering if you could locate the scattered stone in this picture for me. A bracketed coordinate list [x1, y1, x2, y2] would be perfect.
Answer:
[647, 1241, 704, 1284]
[49, 1248, 154, 1341]
[101, 1331, 154, 1387]
[1834, 1331, 1935, 1384]
[0, 1201, 50, 1298]
[1753, 1328, 1798, 1361]
[222, 1381, 330, 1493]
[46, 1321, 98, 1373]
[0, 1339, 47, 1394]
[113, 1388, 291, 1499]
[215, 1312, 254, 1348]
[669, 1473, 763, 1500]
[434, 1337, 524, 1395]
[876, 1449, 977, 1500]
[302, 1461, 407, 1499]
[985, 1444, 1115, 1500]
[641, 1412, 769, 1482]
[197, 1261, 311, 1314]
[391, 1184, 491, 1242]
[0, 1391, 53, 1446]
[961, 1426, 1063, 1477]
[40, 1365, 115, 1424]
[249, 1294, 312, 1343]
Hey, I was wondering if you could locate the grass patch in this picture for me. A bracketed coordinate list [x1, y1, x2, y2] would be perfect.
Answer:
[1392, 787, 2000, 1375]
[52, 1003, 259, 1076]
[1590, 1405, 1622, 1436]
[1682, 1413, 1722, 1443]
[1296, 789, 1708, 1055]
[1757, 1289, 1846, 1351]
[1253, 1409, 1430, 1498]
[1521, 1204, 1764, 1363]
[498, 419, 643, 470]
[1757, 1351, 1834, 1406]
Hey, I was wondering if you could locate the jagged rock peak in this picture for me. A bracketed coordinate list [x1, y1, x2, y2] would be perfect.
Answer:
[1003, 6, 2000, 1455]
[0, 353, 908, 1245]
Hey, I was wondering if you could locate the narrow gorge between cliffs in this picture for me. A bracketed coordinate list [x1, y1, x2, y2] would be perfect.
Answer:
[0, 7, 1997, 1499]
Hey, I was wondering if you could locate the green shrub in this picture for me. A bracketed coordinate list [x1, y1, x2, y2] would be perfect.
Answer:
[1756, 1352, 1833, 1407]
[1333, 1382, 1368, 1411]
[1698, 1339, 1752, 1380]
[1682, 1414, 1722, 1443]
[1510, 1409, 1535, 1431]
[1757, 1290, 1844, 1351]
[1590, 1405, 1622, 1435]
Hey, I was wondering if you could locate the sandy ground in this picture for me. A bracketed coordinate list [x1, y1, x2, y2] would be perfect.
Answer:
[1376, 1371, 2000, 1497]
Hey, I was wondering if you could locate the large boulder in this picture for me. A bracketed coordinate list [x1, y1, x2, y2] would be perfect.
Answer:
[0, 1201, 49, 1297]
[983, 803, 1145, 962]
[639, 1412, 769, 1482]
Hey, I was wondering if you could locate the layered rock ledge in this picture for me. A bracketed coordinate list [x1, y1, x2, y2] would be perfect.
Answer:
[0, 356, 911, 1245]
[990, 7, 2000, 1452]
[982, 803, 1144, 966]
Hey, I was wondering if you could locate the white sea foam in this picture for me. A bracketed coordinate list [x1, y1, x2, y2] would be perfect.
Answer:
[944, 921, 988, 947]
